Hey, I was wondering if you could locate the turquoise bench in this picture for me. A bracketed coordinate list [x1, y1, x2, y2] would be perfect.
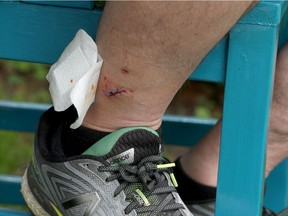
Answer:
[0, 1, 288, 215]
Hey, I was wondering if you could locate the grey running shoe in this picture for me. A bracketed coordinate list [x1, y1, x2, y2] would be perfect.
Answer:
[187, 201, 277, 216]
[21, 107, 192, 216]
[187, 202, 215, 216]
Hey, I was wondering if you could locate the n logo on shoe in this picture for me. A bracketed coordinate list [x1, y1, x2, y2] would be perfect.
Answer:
[62, 191, 100, 216]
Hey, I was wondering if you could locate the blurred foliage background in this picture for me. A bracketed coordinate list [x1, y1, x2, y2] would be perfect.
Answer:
[0, 60, 224, 175]
[0, 60, 51, 175]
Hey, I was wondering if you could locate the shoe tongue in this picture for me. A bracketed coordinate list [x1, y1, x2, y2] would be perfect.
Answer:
[82, 127, 162, 166]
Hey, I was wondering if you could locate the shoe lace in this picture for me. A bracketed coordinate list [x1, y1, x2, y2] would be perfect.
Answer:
[98, 155, 185, 215]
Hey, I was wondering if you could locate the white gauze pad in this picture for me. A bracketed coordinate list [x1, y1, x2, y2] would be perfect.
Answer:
[47, 29, 103, 129]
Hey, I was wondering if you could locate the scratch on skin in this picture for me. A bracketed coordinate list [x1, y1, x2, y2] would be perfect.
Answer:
[121, 67, 129, 75]
[105, 88, 127, 97]
[103, 76, 131, 97]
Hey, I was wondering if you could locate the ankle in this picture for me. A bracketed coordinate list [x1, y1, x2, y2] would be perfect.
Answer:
[180, 150, 218, 187]
[83, 110, 162, 132]
[174, 158, 216, 203]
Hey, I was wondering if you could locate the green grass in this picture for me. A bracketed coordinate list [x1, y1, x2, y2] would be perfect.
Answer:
[0, 131, 33, 175]
[0, 60, 51, 175]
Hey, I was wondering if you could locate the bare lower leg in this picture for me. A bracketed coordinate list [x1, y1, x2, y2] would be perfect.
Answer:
[181, 121, 222, 187]
[83, 1, 254, 132]
[266, 44, 288, 176]
[180, 44, 288, 187]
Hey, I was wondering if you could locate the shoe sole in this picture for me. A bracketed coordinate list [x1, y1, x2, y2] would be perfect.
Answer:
[21, 168, 50, 216]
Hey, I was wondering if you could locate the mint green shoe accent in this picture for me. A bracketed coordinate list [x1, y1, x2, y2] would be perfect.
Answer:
[82, 127, 159, 157]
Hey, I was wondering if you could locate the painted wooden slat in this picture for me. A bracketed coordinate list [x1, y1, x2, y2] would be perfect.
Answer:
[0, 1, 102, 64]
[0, 209, 31, 216]
[0, 1, 287, 84]
[190, 36, 227, 83]
[22, 0, 95, 9]
[216, 24, 278, 216]
[0, 101, 216, 146]
[162, 115, 217, 146]
[0, 175, 24, 206]
[0, 101, 50, 132]
[278, 7, 288, 49]
[264, 158, 288, 212]
[0, 1, 227, 83]
[238, 1, 287, 26]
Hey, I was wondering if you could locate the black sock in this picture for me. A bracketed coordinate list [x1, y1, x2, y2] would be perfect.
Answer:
[174, 158, 217, 204]
[61, 124, 163, 157]
[61, 124, 110, 157]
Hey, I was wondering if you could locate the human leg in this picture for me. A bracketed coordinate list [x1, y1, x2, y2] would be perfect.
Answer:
[83, 1, 255, 132]
[175, 44, 288, 215]
[265, 44, 288, 177]
[22, 2, 256, 216]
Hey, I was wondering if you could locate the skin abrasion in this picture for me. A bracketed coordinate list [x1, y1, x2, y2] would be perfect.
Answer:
[104, 88, 127, 97]
[103, 76, 130, 97]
